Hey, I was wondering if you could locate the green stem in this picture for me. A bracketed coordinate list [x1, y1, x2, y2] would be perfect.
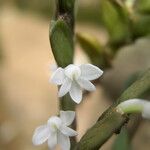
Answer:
[53, 0, 76, 113]
[75, 68, 150, 150]
[50, 0, 77, 148]
[56, 0, 75, 30]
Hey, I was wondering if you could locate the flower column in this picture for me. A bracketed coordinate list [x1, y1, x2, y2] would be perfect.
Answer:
[49, 0, 76, 148]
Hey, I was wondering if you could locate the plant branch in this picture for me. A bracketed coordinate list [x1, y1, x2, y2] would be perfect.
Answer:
[75, 68, 150, 150]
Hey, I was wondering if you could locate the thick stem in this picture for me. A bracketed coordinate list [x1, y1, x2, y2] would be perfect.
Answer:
[75, 68, 150, 150]
[54, 0, 76, 117]
[56, 0, 75, 31]
[50, 0, 77, 148]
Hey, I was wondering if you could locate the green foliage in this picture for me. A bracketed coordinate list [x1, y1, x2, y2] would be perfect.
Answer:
[100, 0, 130, 47]
[56, 0, 75, 29]
[112, 128, 131, 150]
[75, 110, 127, 150]
[50, 19, 74, 68]
[133, 15, 150, 38]
[49, 0, 150, 149]
[76, 33, 104, 65]
[137, 0, 150, 14]
[123, 72, 140, 90]
[76, 3, 101, 25]
[76, 32, 112, 68]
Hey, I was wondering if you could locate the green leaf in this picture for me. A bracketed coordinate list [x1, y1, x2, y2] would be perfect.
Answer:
[76, 32, 112, 68]
[50, 19, 74, 67]
[112, 128, 131, 150]
[100, 0, 130, 46]
[137, 0, 150, 14]
[133, 15, 150, 38]
[77, 33, 102, 55]
[76, 33, 104, 65]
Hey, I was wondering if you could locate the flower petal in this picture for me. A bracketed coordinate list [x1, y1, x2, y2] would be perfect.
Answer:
[64, 64, 81, 80]
[58, 132, 70, 150]
[69, 82, 82, 104]
[77, 78, 96, 91]
[58, 78, 72, 97]
[142, 101, 150, 119]
[60, 126, 78, 137]
[32, 125, 50, 145]
[48, 132, 57, 150]
[51, 67, 65, 85]
[48, 116, 62, 130]
[80, 64, 103, 80]
[60, 111, 75, 126]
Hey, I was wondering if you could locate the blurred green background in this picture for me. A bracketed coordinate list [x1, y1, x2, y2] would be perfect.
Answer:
[0, 0, 150, 150]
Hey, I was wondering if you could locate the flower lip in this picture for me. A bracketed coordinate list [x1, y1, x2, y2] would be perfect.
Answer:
[64, 64, 81, 80]
[47, 116, 62, 130]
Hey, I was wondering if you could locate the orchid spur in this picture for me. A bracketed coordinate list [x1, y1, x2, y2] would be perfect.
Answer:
[51, 64, 103, 104]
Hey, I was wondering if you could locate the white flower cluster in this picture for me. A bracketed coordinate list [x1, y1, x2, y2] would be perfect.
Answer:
[32, 111, 77, 150]
[33, 63, 150, 150]
[33, 63, 103, 150]
[51, 64, 103, 103]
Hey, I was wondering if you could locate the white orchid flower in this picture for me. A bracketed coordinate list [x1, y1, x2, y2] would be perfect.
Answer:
[51, 64, 103, 103]
[116, 99, 150, 119]
[32, 111, 77, 150]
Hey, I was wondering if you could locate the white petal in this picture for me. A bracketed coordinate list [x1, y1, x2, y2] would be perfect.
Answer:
[51, 67, 65, 85]
[60, 126, 78, 137]
[60, 111, 75, 126]
[117, 99, 150, 119]
[77, 78, 96, 91]
[118, 99, 142, 109]
[80, 64, 103, 80]
[32, 125, 50, 145]
[50, 64, 57, 72]
[64, 64, 81, 80]
[116, 99, 143, 114]
[48, 116, 62, 130]
[142, 102, 150, 119]
[69, 82, 82, 104]
[48, 132, 57, 150]
[58, 78, 72, 97]
[117, 99, 150, 120]
[58, 132, 70, 150]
